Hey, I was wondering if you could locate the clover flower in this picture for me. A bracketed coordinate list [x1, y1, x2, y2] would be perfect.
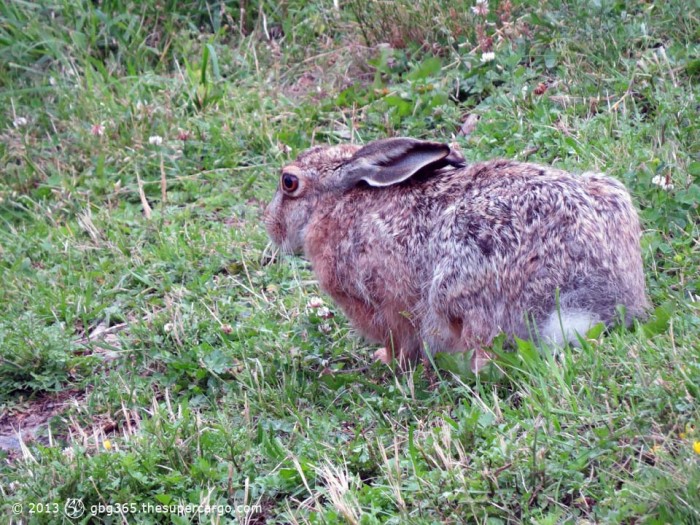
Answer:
[651, 174, 674, 190]
[472, 0, 489, 16]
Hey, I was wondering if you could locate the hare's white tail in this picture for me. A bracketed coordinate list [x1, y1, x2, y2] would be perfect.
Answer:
[541, 309, 600, 347]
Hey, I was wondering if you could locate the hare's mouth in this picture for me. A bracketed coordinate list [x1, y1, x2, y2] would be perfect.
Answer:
[280, 238, 304, 256]
[264, 222, 301, 255]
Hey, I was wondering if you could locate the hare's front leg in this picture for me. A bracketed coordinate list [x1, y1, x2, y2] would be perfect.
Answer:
[326, 290, 421, 366]
[373, 347, 393, 364]
[373, 326, 423, 366]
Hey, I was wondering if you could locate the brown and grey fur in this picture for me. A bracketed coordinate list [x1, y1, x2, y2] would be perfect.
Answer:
[264, 138, 649, 371]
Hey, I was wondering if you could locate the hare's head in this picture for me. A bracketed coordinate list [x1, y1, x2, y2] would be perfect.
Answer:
[263, 138, 465, 254]
[264, 143, 359, 253]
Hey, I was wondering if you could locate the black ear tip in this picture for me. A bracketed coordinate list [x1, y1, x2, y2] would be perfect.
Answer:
[444, 147, 466, 167]
[415, 140, 450, 152]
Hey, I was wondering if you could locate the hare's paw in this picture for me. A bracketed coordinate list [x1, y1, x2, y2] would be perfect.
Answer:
[470, 347, 493, 374]
[373, 347, 393, 364]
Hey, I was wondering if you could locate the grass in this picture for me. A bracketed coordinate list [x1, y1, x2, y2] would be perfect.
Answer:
[0, 0, 699, 523]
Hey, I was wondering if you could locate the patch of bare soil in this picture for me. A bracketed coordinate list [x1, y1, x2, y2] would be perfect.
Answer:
[0, 390, 85, 454]
[0, 320, 132, 457]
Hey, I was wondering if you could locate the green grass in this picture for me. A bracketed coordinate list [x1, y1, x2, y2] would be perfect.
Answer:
[1, 0, 699, 523]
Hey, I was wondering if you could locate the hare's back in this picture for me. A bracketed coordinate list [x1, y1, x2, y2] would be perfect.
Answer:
[429, 161, 645, 336]
[444, 161, 638, 235]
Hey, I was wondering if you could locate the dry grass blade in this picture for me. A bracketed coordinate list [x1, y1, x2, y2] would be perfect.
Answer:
[160, 153, 167, 204]
[316, 461, 361, 524]
[136, 171, 152, 219]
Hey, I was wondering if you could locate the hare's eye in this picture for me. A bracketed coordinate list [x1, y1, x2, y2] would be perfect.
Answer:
[282, 173, 299, 193]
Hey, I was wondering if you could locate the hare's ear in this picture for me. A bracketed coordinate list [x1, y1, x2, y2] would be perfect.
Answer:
[342, 138, 452, 188]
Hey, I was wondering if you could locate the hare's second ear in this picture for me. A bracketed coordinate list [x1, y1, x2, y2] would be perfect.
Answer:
[342, 138, 451, 188]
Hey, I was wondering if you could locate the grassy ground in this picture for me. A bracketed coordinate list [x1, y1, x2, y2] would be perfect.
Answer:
[1, 0, 699, 523]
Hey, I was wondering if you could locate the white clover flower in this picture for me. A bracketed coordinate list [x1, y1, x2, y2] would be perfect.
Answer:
[481, 52, 496, 63]
[651, 175, 674, 190]
[91, 123, 105, 136]
[317, 307, 334, 319]
[307, 296, 324, 308]
[13, 117, 28, 128]
[135, 100, 154, 120]
[148, 135, 163, 146]
[472, 0, 489, 16]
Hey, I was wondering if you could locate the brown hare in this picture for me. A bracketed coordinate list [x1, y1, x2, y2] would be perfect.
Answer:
[264, 138, 649, 372]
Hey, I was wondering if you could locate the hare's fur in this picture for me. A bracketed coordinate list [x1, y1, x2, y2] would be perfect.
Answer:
[264, 139, 648, 370]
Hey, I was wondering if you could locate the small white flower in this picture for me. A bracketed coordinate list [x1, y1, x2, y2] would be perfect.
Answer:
[481, 52, 496, 63]
[317, 307, 334, 319]
[318, 323, 332, 334]
[135, 100, 154, 120]
[651, 175, 674, 190]
[148, 135, 163, 146]
[471, 0, 489, 16]
[308, 297, 324, 308]
[164, 322, 173, 332]
[13, 117, 28, 128]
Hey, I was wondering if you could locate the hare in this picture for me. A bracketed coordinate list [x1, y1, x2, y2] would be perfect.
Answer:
[264, 138, 649, 372]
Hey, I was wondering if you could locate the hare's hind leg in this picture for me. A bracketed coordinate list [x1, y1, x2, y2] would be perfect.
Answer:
[422, 306, 501, 373]
[422, 258, 503, 373]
